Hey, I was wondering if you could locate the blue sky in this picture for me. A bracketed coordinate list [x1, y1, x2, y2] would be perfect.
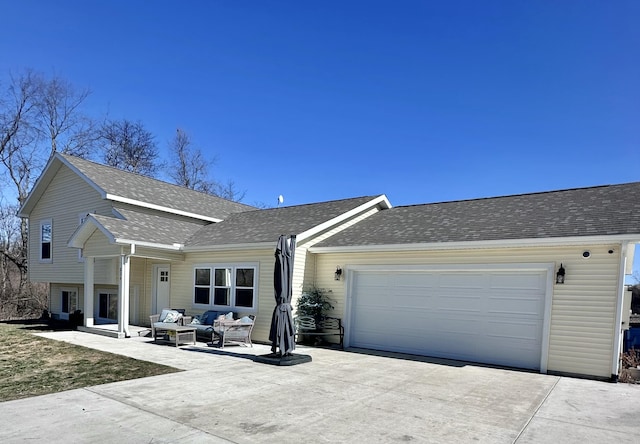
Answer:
[1, 1, 638, 209]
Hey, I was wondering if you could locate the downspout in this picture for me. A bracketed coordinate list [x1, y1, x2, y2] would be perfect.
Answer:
[611, 241, 629, 382]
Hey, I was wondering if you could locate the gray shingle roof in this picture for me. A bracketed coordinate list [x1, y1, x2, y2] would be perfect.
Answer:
[315, 183, 640, 248]
[186, 196, 382, 247]
[93, 208, 206, 247]
[61, 153, 255, 220]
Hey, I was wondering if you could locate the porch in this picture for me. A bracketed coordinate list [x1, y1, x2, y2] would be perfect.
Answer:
[78, 323, 151, 339]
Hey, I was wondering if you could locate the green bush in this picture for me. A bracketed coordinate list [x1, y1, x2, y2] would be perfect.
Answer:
[296, 287, 334, 322]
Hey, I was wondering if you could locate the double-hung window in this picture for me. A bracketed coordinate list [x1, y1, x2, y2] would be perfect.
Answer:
[193, 264, 258, 311]
[40, 219, 52, 263]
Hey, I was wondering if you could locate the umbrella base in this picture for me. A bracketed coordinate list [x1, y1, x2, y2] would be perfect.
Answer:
[254, 353, 312, 366]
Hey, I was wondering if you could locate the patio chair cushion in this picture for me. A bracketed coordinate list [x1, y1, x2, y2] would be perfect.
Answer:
[164, 311, 181, 323]
[159, 309, 181, 323]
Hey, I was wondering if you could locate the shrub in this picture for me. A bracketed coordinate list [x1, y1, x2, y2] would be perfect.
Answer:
[296, 287, 334, 322]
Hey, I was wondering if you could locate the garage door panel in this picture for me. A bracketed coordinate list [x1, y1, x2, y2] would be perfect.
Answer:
[489, 273, 544, 289]
[350, 268, 547, 370]
[439, 273, 485, 288]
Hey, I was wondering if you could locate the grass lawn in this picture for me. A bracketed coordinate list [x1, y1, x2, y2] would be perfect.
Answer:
[0, 321, 179, 402]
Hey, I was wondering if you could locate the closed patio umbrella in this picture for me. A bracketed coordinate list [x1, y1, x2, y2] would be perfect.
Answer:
[269, 234, 296, 356]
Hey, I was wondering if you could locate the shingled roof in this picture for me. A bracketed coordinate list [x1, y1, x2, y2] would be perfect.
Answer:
[314, 182, 640, 248]
[52, 153, 255, 221]
[91, 208, 207, 247]
[186, 195, 386, 248]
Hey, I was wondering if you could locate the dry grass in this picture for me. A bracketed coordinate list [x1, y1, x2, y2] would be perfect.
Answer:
[0, 322, 179, 402]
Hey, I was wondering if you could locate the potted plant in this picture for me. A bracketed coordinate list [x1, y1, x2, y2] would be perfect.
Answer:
[296, 287, 334, 324]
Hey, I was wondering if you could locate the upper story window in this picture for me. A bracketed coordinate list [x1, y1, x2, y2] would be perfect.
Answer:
[193, 264, 258, 311]
[40, 219, 52, 263]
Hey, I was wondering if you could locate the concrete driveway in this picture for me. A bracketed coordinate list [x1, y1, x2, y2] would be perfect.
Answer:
[1, 331, 639, 443]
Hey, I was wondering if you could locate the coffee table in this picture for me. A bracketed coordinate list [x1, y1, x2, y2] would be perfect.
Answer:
[153, 323, 197, 347]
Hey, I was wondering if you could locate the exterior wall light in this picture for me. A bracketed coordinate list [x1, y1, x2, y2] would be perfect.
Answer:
[556, 263, 565, 284]
[335, 266, 343, 281]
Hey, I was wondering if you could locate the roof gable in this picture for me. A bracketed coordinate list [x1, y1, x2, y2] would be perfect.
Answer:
[19, 153, 255, 221]
[314, 183, 640, 249]
[186, 195, 390, 249]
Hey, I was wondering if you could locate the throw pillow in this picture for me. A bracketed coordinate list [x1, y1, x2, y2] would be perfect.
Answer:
[163, 311, 180, 323]
[225, 312, 234, 320]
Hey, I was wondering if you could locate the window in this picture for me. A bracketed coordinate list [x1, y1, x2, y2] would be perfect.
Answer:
[61, 288, 78, 316]
[193, 264, 258, 310]
[40, 219, 52, 262]
[98, 291, 118, 321]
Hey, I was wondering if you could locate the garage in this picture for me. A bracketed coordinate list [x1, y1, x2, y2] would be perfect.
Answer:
[348, 266, 550, 370]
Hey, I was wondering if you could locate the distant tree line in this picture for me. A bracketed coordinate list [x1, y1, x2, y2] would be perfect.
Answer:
[0, 68, 246, 319]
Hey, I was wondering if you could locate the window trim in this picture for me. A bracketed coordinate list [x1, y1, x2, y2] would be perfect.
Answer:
[192, 263, 258, 312]
[39, 218, 52, 263]
[97, 289, 119, 322]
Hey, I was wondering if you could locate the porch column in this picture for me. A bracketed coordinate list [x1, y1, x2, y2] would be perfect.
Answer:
[84, 257, 95, 327]
[118, 254, 131, 337]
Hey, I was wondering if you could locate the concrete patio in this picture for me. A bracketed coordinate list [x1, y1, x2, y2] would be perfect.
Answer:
[1, 330, 639, 443]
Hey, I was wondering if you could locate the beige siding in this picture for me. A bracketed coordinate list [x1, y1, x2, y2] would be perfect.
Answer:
[313, 244, 623, 379]
[169, 249, 276, 343]
[50, 283, 84, 317]
[28, 166, 111, 283]
[129, 257, 149, 325]
[295, 207, 381, 313]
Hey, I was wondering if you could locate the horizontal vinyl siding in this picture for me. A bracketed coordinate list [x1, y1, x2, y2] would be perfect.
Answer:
[295, 207, 381, 315]
[129, 257, 148, 325]
[50, 283, 83, 317]
[314, 244, 622, 379]
[28, 166, 111, 284]
[169, 249, 276, 343]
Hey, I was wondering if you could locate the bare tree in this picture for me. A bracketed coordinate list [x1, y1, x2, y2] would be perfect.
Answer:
[0, 69, 93, 318]
[34, 74, 97, 158]
[99, 119, 159, 175]
[166, 128, 216, 193]
[0, 70, 40, 162]
[214, 179, 247, 203]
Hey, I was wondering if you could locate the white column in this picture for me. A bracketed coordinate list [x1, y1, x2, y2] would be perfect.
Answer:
[119, 254, 131, 337]
[84, 257, 95, 327]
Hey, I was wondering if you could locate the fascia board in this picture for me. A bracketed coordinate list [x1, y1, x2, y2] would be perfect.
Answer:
[184, 242, 275, 252]
[297, 194, 391, 243]
[113, 239, 184, 251]
[309, 234, 640, 253]
[68, 216, 116, 248]
[105, 194, 222, 223]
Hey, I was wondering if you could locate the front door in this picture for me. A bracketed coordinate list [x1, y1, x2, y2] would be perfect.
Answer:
[154, 265, 171, 314]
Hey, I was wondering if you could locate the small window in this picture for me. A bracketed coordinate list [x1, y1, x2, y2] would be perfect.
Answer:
[193, 264, 257, 311]
[194, 268, 211, 305]
[40, 219, 52, 262]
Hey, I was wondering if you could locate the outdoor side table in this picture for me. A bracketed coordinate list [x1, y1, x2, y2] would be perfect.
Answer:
[153, 323, 197, 347]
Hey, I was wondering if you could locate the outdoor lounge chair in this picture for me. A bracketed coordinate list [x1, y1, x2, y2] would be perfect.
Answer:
[212, 315, 255, 348]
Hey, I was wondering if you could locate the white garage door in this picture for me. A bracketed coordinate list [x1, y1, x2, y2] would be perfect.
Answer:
[349, 267, 548, 370]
